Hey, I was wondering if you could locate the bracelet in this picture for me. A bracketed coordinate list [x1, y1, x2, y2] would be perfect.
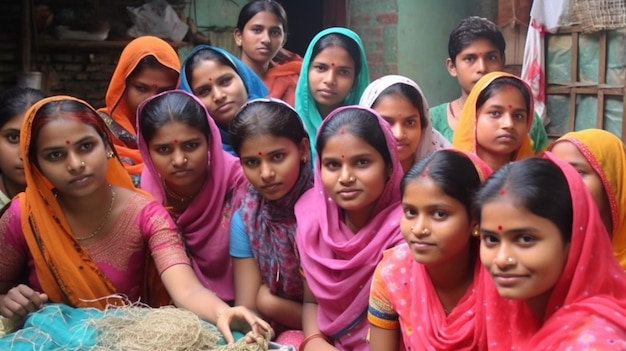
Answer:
[299, 332, 329, 351]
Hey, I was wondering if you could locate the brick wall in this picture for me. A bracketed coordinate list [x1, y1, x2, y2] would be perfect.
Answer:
[31, 49, 120, 108]
[349, 0, 399, 79]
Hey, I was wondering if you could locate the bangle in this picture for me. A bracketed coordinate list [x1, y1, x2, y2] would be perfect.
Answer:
[299, 332, 329, 351]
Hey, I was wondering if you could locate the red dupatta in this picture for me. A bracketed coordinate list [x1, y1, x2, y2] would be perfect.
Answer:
[482, 153, 626, 350]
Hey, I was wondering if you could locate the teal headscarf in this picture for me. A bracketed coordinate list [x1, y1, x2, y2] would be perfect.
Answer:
[295, 27, 370, 159]
[179, 45, 268, 155]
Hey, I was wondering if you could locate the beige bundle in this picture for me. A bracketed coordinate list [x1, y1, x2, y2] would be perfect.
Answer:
[91, 306, 268, 351]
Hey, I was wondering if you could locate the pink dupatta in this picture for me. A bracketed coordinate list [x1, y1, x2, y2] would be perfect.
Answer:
[137, 90, 248, 301]
[482, 152, 626, 350]
[295, 105, 405, 346]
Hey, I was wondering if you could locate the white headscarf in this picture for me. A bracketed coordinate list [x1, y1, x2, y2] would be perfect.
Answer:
[359, 75, 450, 161]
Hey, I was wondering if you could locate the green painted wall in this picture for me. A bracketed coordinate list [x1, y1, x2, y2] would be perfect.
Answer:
[398, 0, 472, 106]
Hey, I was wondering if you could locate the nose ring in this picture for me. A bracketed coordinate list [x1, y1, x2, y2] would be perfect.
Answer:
[183, 157, 188, 164]
[338, 176, 355, 183]
[81, 161, 85, 168]
[507, 257, 514, 263]
[410, 226, 430, 235]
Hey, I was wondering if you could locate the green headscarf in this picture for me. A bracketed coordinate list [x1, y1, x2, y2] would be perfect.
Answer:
[295, 27, 370, 160]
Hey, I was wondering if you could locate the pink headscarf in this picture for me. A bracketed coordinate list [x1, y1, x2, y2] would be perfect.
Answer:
[137, 90, 248, 301]
[482, 153, 626, 350]
[295, 105, 405, 345]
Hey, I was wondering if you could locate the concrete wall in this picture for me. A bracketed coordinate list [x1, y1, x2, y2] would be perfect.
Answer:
[348, 0, 496, 107]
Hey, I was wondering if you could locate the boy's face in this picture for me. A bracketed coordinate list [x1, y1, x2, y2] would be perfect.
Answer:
[446, 38, 504, 95]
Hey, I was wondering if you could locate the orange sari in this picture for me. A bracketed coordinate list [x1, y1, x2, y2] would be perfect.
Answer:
[19, 96, 169, 309]
[97, 36, 180, 181]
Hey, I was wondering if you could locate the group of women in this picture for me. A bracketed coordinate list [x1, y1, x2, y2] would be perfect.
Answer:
[0, 1, 625, 350]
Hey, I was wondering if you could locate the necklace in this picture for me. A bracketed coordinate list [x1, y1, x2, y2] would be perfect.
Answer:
[163, 182, 196, 203]
[448, 98, 463, 120]
[75, 186, 116, 241]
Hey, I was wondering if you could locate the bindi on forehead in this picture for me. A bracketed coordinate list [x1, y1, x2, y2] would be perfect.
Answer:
[173, 139, 178, 144]
[65, 140, 71, 145]
[208, 77, 212, 82]
[497, 225, 503, 231]
[151, 84, 158, 89]
[331, 62, 335, 67]
[258, 151, 263, 156]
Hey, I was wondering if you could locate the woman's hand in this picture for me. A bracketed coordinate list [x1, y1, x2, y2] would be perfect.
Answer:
[0, 284, 48, 321]
[216, 305, 274, 344]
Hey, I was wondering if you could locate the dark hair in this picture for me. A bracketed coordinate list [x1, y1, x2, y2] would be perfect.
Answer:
[474, 158, 573, 244]
[448, 16, 505, 63]
[0, 87, 45, 128]
[236, 0, 288, 35]
[229, 100, 307, 155]
[476, 76, 531, 114]
[403, 150, 481, 217]
[30, 99, 114, 166]
[184, 48, 237, 88]
[372, 83, 428, 130]
[316, 107, 391, 167]
[128, 55, 177, 81]
[311, 33, 362, 77]
[139, 91, 210, 143]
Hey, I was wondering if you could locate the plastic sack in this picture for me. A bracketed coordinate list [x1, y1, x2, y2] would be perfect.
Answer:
[126, 0, 188, 42]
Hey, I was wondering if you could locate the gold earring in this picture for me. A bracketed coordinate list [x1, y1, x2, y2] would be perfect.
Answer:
[472, 225, 480, 237]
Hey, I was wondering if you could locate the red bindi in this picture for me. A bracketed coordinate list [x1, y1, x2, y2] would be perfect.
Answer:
[341, 155, 345, 158]
[173, 139, 178, 144]
[65, 140, 70, 145]
[478, 52, 483, 57]
[420, 172, 427, 178]
[331, 62, 335, 66]
[497, 225, 503, 231]
[151, 84, 158, 89]
[258, 151, 263, 156]
[499, 189, 506, 195]
[339, 129, 345, 135]
[208, 78, 212, 82]
[508, 104, 513, 109]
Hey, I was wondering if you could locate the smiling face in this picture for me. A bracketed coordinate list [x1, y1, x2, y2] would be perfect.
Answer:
[373, 93, 423, 169]
[124, 66, 179, 124]
[0, 114, 26, 192]
[35, 117, 111, 199]
[400, 176, 472, 265]
[550, 141, 612, 234]
[189, 59, 248, 128]
[147, 121, 209, 195]
[320, 131, 387, 214]
[239, 134, 308, 201]
[234, 10, 285, 70]
[475, 87, 529, 162]
[480, 194, 569, 315]
[307, 46, 356, 118]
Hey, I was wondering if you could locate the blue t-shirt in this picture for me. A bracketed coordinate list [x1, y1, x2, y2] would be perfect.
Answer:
[229, 210, 253, 258]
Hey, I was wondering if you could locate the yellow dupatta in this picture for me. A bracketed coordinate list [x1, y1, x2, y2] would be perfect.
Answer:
[452, 71, 534, 163]
[550, 129, 626, 269]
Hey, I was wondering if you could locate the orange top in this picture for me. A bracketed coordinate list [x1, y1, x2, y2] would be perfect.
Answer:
[97, 36, 181, 180]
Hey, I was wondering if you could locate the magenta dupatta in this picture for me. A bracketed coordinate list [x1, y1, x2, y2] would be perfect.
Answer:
[295, 105, 405, 346]
[137, 90, 248, 301]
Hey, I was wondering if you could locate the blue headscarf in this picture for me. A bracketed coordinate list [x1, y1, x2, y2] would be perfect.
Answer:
[180, 45, 268, 155]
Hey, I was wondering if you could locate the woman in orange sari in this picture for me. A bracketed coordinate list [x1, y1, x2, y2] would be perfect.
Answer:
[549, 128, 626, 269]
[0, 96, 270, 343]
[97, 36, 180, 186]
[233, 0, 301, 106]
[452, 72, 534, 171]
